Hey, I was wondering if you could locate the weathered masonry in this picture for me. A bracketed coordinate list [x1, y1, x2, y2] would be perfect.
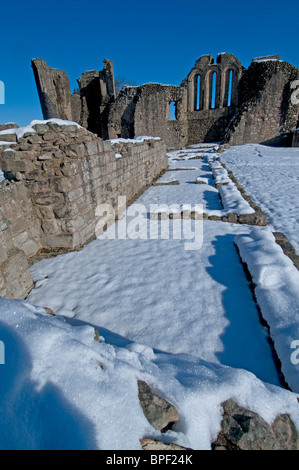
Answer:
[180, 53, 243, 146]
[293, 129, 299, 146]
[0, 122, 167, 299]
[32, 58, 116, 140]
[32, 53, 299, 148]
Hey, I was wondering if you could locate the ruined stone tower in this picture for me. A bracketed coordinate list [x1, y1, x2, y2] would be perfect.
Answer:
[32, 58, 116, 139]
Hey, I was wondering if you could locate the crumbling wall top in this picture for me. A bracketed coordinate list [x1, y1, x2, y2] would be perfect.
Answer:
[252, 54, 281, 62]
[32, 59, 73, 121]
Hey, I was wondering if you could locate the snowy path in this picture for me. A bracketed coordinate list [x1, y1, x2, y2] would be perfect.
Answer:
[28, 220, 282, 387]
[142, 147, 254, 217]
[28, 144, 287, 389]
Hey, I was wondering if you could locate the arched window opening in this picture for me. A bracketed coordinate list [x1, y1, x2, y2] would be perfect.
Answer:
[227, 70, 233, 107]
[169, 101, 177, 121]
[195, 75, 201, 110]
[210, 72, 217, 109]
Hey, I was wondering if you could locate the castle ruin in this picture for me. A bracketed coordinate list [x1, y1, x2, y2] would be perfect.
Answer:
[32, 53, 299, 148]
[1, 51, 299, 300]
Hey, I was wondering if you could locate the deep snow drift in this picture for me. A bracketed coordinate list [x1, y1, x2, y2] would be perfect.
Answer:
[0, 297, 298, 450]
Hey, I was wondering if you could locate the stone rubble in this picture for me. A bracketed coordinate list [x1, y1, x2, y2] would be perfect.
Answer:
[137, 380, 179, 432]
[212, 399, 299, 451]
[138, 385, 299, 450]
[140, 438, 189, 451]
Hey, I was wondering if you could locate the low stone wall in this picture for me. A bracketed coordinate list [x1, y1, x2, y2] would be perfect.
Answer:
[0, 181, 40, 298]
[0, 121, 167, 299]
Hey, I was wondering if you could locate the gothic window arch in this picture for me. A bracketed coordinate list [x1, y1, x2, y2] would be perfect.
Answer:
[205, 69, 220, 109]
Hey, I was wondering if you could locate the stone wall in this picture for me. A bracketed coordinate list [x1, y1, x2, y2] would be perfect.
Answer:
[224, 59, 299, 146]
[107, 87, 138, 139]
[0, 121, 167, 299]
[181, 53, 244, 111]
[107, 53, 243, 148]
[186, 107, 234, 145]
[108, 84, 188, 148]
[32, 59, 74, 121]
[134, 84, 188, 149]
[181, 53, 244, 145]
[32, 59, 116, 139]
[0, 181, 40, 298]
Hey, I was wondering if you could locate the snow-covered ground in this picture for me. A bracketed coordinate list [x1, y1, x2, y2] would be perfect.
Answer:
[139, 149, 254, 217]
[28, 219, 282, 386]
[1, 297, 298, 450]
[0, 141, 299, 450]
[221, 144, 299, 253]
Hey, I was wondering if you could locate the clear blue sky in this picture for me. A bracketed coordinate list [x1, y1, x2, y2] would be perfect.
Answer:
[1, 0, 298, 126]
